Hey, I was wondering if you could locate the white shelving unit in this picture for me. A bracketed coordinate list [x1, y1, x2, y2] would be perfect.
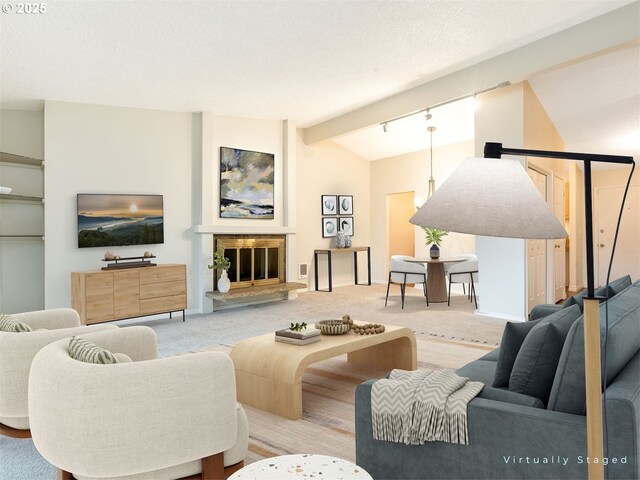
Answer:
[0, 151, 45, 313]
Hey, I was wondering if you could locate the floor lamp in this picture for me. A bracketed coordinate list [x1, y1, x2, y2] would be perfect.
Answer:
[410, 142, 635, 480]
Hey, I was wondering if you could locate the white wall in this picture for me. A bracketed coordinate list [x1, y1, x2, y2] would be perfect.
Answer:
[474, 84, 527, 321]
[370, 140, 476, 283]
[44, 101, 196, 310]
[296, 136, 371, 289]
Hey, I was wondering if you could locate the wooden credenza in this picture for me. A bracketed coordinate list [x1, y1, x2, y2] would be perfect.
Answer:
[71, 264, 187, 324]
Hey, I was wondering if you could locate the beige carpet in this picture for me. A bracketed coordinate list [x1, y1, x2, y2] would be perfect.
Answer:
[194, 284, 507, 466]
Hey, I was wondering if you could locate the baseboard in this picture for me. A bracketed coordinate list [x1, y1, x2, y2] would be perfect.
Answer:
[475, 310, 526, 323]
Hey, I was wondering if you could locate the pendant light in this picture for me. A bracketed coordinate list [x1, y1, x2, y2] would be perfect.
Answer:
[427, 126, 436, 198]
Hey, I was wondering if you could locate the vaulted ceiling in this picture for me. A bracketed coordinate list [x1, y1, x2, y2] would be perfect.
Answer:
[1, 1, 638, 161]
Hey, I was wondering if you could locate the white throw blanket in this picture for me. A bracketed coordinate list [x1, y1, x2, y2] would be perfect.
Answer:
[371, 369, 484, 445]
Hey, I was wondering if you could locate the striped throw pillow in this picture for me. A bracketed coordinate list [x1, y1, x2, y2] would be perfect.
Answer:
[0, 313, 32, 333]
[68, 336, 119, 364]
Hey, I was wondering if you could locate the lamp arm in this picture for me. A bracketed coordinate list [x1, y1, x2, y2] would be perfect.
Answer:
[484, 142, 634, 165]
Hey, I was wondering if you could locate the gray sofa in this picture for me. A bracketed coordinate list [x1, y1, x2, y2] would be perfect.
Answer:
[356, 278, 639, 480]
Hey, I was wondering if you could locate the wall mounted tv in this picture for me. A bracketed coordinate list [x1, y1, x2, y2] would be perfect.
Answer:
[77, 194, 164, 248]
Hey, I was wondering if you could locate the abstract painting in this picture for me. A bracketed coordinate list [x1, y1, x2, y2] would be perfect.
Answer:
[220, 147, 274, 218]
[338, 195, 353, 215]
[321, 195, 337, 215]
[338, 217, 354, 236]
[322, 217, 338, 238]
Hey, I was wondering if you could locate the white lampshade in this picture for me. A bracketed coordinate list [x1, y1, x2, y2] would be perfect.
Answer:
[410, 157, 568, 239]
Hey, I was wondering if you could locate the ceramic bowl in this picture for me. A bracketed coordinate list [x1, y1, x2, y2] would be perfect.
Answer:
[315, 319, 350, 335]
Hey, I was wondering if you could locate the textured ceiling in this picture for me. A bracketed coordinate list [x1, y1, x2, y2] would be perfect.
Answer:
[529, 42, 640, 162]
[0, 0, 632, 127]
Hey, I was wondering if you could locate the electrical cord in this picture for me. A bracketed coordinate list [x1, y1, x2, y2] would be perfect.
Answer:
[601, 159, 636, 475]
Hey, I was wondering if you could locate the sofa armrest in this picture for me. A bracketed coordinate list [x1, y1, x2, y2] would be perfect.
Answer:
[13, 308, 81, 330]
[0, 324, 117, 418]
[477, 386, 544, 409]
[529, 304, 562, 321]
[29, 337, 238, 479]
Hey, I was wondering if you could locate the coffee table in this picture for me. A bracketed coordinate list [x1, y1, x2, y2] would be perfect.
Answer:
[228, 454, 372, 480]
[229, 324, 416, 419]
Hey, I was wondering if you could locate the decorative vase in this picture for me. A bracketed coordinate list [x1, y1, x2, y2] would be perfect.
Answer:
[430, 244, 440, 259]
[218, 270, 231, 293]
[335, 232, 347, 248]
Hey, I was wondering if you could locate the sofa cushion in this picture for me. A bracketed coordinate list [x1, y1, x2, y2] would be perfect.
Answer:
[508, 305, 580, 403]
[68, 336, 119, 364]
[564, 285, 610, 311]
[493, 305, 581, 388]
[0, 313, 32, 333]
[607, 275, 632, 297]
[455, 359, 497, 386]
[548, 281, 640, 414]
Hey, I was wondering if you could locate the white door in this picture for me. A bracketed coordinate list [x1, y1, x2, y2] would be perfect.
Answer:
[596, 185, 640, 286]
[527, 168, 547, 312]
[553, 175, 566, 302]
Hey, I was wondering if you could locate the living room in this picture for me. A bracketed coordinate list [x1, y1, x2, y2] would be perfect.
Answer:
[1, 2, 639, 480]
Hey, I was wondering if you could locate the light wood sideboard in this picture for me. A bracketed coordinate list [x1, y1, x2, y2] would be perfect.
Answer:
[71, 264, 187, 324]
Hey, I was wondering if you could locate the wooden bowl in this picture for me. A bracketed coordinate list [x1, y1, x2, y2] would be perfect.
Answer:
[315, 319, 350, 335]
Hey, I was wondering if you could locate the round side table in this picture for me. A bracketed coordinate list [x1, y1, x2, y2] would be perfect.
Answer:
[228, 454, 373, 480]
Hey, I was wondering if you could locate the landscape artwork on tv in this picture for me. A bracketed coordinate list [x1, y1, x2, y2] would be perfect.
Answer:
[77, 194, 164, 248]
[220, 147, 274, 219]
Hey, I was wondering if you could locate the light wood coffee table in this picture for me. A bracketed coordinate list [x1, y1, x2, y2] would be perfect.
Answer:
[229, 324, 417, 420]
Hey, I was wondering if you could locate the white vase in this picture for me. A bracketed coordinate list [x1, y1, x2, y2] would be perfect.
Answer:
[218, 270, 231, 293]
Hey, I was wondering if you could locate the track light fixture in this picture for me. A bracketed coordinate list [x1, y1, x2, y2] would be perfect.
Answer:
[379, 81, 510, 132]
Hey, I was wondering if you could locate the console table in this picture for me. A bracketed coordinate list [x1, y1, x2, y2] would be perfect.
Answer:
[71, 264, 186, 324]
[314, 246, 371, 292]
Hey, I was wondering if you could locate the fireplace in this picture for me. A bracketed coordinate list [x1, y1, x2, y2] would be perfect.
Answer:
[213, 235, 286, 290]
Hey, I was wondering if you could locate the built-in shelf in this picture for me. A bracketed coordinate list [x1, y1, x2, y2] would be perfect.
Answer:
[0, 193, 43, 203]
[0, 151, 43, 167]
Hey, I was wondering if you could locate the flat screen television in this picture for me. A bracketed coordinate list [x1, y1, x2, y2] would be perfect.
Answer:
[77, 194, 164, 248]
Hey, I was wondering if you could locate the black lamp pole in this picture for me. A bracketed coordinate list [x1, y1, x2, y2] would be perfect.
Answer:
[483, 142, 634, 480]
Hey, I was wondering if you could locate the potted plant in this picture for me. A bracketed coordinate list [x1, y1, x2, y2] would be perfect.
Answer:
[208, 248, 231, 293]
[422, 227, 448, 259]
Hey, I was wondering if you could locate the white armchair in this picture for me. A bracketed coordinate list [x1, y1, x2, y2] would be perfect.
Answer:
[385, 255, 429, 309]
[447, 260, 479, 308]
[443, 254, 477, 297]
[28, 326, 248, 480]
[0, 308, 116, 438]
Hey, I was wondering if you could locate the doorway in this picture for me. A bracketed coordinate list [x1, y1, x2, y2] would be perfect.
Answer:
[553, 175, 566, 303]
[596, 185, 640, 285]
[386, 191, 416, 269]
[527, 167, 547, 312]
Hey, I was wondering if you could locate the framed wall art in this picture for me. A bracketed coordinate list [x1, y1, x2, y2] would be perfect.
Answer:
[338, 217, 354, 236]
[338, 195, 353, 215]
[220, 146, 274, 219]
[321, 195, 337, 215]
[322, 217, 338, 238]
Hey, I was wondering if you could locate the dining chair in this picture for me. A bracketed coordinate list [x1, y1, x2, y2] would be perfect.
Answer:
[447, 260, 479, 308]
[444, 253, 477, 296]
[385, 255, 429, 309]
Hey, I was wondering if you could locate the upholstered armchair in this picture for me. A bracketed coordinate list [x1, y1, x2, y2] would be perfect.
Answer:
[385, 255, 428, 309]
[28, 326, 248, 480]
[0, 308, 116, 438]
[447, 260, 479, 308]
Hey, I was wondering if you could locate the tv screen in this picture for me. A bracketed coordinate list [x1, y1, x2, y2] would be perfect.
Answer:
[77, 194, 164, 248]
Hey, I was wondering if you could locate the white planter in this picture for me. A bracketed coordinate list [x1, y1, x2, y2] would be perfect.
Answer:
[218, 270, 231, 293]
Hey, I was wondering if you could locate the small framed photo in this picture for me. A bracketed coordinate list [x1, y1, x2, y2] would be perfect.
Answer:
[321, 195, 337, 215]
[322, 217, 338, 237]
[338, 217, 354, 236]
[338, 195, 353, 215]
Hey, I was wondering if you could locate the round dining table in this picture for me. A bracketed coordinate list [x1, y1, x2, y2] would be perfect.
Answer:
[406, 257, 466, 303]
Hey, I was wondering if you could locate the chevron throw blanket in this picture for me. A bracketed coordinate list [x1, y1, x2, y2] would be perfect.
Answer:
[371, 369, 484, 445]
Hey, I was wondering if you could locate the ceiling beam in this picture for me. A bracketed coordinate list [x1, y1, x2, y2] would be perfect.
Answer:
[303, 2, 639, 145]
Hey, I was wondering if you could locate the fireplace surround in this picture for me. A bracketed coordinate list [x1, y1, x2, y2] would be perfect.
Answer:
[213, 235, 286, 290]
